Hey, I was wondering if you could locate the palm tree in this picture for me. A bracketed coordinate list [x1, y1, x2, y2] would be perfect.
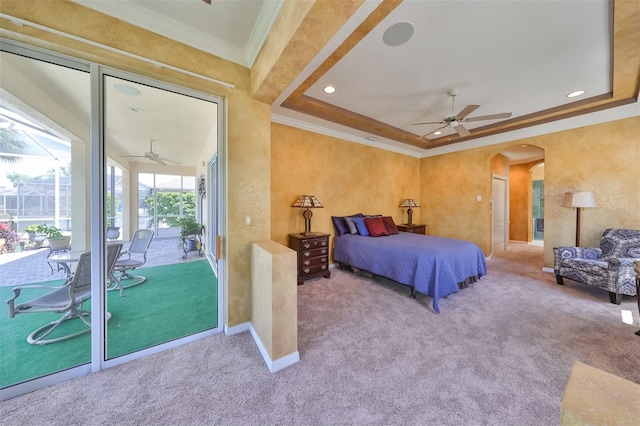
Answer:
[0, 127, 25, 164]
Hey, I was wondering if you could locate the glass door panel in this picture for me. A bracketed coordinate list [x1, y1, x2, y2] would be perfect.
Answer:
[103, 74, 218, 360]
[0, 50, 90, 389]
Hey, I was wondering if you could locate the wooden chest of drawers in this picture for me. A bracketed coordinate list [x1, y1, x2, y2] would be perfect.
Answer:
[396, 224, 426, 235]
[288, 233, 331, 285]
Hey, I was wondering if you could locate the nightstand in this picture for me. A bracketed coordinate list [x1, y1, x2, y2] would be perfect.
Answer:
[288, 233, 331, 285]
[397, 224, 426, 235]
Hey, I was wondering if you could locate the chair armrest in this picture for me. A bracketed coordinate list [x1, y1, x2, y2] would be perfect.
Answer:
[6, 283, 68, 318]
[6, 287, 21, 318]
[609, 258, 640, 268]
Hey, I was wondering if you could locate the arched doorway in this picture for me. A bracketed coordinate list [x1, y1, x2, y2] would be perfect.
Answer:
[491, 145, 545, 252]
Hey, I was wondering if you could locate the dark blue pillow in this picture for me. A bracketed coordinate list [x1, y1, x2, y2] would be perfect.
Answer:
[351, 217, 369, 236]
[332, 213, 364, 236]
[331, 216, 349, 236]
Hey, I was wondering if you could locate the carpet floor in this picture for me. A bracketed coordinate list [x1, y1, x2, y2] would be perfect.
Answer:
[1, 243, 638, 425]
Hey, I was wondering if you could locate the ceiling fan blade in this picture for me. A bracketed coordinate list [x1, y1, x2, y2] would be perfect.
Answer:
[418, 124, 448, 139]
[454, 124, 471, 137]
[465, 112, 512, 122]
[456, 105, 480, 120]
[412, 120, 445, 126]
[202, 0, 212, 4]
[122, 155, 147, 158]
[151, 157, 167, 166]
[159, 157, 181, 165]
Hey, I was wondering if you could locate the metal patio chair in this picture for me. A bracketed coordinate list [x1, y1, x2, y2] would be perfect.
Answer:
[112, 229, 154, 292]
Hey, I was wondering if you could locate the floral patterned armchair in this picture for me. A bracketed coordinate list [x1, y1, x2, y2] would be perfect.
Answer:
[554, 228, 640, 304]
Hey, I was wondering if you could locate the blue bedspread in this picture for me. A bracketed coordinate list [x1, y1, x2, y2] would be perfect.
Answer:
[333, 232, 487, 313]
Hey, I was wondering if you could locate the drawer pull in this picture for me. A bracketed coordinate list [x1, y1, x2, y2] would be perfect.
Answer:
[303, 251, 311, 257]
[303, 260, 310, 266]
[304, 243, 311, 249]
[321, 248, 327, 254]
[303, 268, 310, 274]
[321, 265, 327, 270]
[321, 257, 327, 263]
[321, 241, 327, 246]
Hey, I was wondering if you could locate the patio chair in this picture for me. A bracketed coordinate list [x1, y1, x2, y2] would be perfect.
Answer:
[113, 229, 154, 291]
[107, 226, 120, 241]
[106, 242, 126, 296]
[6, 243, 122, 345]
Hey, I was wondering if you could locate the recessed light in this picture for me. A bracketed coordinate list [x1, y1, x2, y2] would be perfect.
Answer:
[323, 86, 336, 94]
[130, 107, 145, 113]
[434, 131, 442, 136]
[113, 83, 141, 96]
[522, 144, 528, 147]
[567, 90, 585, 98]
[366, 136, 378, 141]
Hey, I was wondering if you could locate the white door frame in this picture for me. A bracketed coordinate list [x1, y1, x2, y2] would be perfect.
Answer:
[491, 174, 509, 253]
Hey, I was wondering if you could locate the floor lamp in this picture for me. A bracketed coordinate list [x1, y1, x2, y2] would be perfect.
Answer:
[561, 191, 597, 247]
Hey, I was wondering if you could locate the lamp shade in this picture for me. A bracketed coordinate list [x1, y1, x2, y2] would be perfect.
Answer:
[292, 195, 324, 209]
[561, 192, 597, 208]
[399, 199, 420, 208]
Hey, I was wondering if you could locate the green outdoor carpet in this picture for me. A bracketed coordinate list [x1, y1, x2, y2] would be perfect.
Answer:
[0, 259, 217, 389]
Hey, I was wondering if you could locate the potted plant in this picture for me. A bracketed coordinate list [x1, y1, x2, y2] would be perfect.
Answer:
[179, 217, 203, 251]
[36, 224, 71, 250]
[23, 224, 40, 241]
[0, 223, 21, 253]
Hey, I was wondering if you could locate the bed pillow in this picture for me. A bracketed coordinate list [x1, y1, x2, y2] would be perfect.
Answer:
[331, 216, 350, 236]
[382, 216, 399, 235]
[344, 217, 359, 234]
[351, 217, 370, 236]
[365, 217, 389, 237]
[335, 213, 364, 235]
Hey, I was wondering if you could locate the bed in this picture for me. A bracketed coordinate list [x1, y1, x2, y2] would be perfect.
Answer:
[333, 231, 487, 313]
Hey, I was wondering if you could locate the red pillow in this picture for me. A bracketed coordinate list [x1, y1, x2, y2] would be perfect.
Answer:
[365, 217, 389, 237]
[382, 216, 399, 235]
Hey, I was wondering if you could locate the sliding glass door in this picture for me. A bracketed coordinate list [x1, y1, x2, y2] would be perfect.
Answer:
[102, 73, 219, 361]
[0, 45, 91, 391]
[1, 40, 223, 399]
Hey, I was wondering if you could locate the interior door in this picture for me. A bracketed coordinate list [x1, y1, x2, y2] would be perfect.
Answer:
[492, 176, 508, 252]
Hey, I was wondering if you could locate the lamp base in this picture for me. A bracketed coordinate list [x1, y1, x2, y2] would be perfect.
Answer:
[301, 232, 317, 236]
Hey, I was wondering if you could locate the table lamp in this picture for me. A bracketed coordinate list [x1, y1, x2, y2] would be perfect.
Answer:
[292, 195, 324, 235]
[399, 199, 420, 225]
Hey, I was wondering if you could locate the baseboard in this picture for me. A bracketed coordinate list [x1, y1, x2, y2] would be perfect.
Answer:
[542, 267, 554, 274]
[249, 324, 299, 373]
[224, 321, 250, 336]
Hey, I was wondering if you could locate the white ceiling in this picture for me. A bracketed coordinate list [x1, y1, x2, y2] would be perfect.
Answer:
[73, 0, 283, 67]
[5, 0, 639, 166]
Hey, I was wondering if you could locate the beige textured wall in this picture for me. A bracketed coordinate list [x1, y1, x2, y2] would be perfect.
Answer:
[490, 154, 510, 177]
[421, 116, 640, 267]
[227, 92, 271, 325]
[420, 149, 492, 251]
[271, 123, 420, 257]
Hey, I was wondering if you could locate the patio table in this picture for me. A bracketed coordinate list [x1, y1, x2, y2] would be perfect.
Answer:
[48, 250, 85, 276]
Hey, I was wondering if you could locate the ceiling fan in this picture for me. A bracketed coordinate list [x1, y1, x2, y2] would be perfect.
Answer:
[413, 90, 512, 139]
[123, 139, 180, 166]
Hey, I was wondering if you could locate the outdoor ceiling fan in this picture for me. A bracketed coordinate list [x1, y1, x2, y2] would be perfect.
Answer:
[413, 89, 512, 139]
[122, 139, 180, 166]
